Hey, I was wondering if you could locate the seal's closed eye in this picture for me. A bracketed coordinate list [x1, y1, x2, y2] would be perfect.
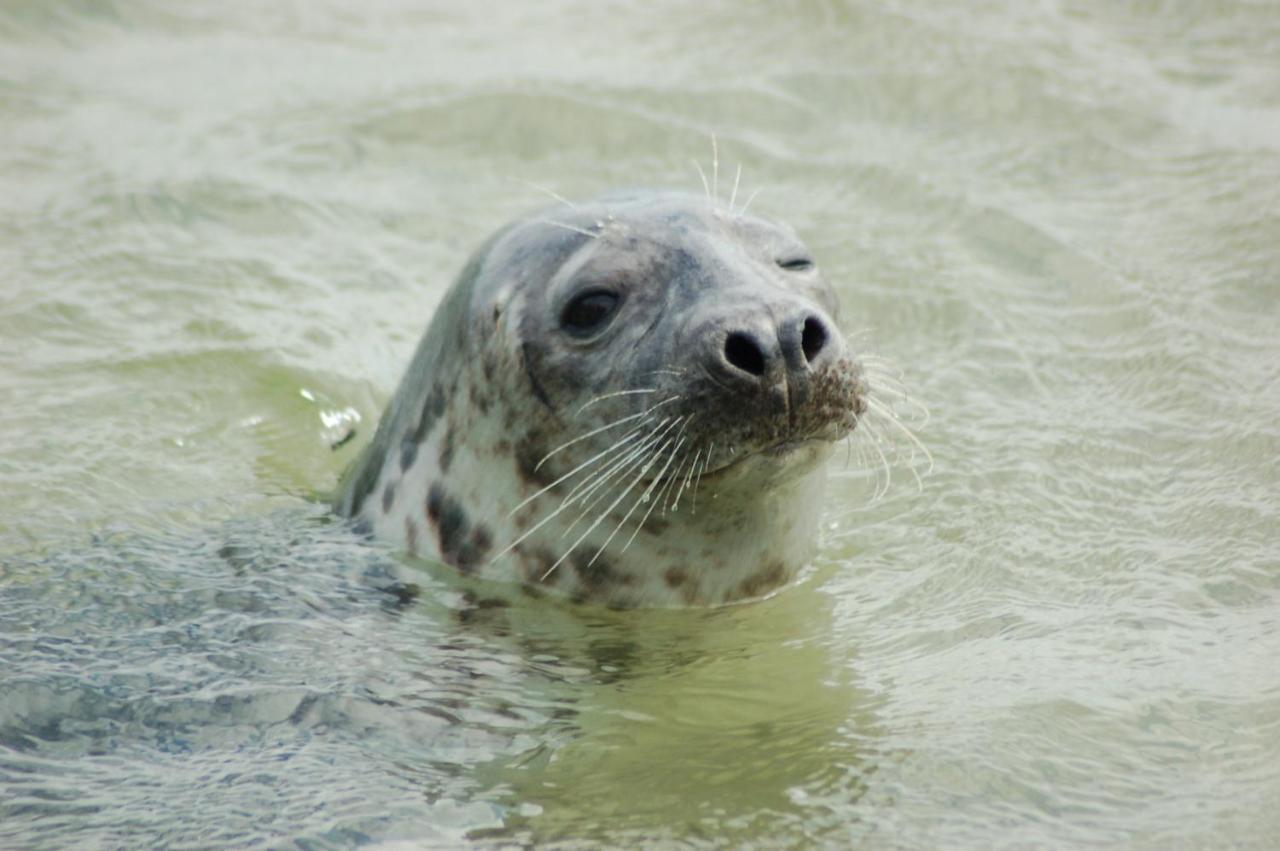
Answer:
[561, 289, 620, 337]
[777, 257, 814, 271]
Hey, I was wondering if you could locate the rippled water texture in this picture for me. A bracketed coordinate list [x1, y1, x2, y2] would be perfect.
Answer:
[3, 1, 1278, 847]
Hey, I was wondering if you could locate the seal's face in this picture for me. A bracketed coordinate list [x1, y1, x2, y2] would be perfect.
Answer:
[506, 195, 865, 489]
[340, 191, 867, 607]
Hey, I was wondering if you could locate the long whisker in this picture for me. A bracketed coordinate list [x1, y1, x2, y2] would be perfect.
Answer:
[738, 187, 762, 217]
[865, 396, 934, 479]
[536, 395, 679, 470]
[863, 421, 893, 500]
[691, 440, 713, 514]
[491, 418, 673, 564]
[508, 421, 651, 520]
[659, 450, 691, 515]
[576, 387, 657, 414]
[693, 159, 711, 202]
[591, 427, 686, 560]
[561, 415, 682, 507]
[562, 414, 685, 521]
[510, 178, 579, 210]
[728, 163, 742, 215]
[544, 418, 687, 579]
[867, 383, 931, 425]
[559, 430, 667, 539]
[711, 133, 719, 202]
[609, 428, 689, 559]
[672, 447, 702, 512]
[534, 219, 598, 239]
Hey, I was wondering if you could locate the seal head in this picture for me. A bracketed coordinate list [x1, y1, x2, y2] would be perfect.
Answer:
[336, 190, 866, 607]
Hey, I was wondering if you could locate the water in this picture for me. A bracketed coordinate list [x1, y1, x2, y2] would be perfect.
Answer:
[2, 0, 1278, 846]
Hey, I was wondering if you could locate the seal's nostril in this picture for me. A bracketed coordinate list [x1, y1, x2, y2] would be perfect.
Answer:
[801, 316, 827, 364]
[724, 332, 767, 377]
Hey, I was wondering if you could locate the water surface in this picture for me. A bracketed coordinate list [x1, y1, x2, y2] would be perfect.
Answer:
[2, 1, 1279, 847]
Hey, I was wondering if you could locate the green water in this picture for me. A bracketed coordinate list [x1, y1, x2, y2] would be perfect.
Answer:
[3, 1, 1278, 847]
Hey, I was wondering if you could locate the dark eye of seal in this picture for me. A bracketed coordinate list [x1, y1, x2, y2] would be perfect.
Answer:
[560, 289, 620, 337]
[777, 257, 814, 271]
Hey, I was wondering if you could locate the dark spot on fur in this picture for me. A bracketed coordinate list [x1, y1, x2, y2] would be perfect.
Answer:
[404, 517, 419, 557]
[572, 551, 618, 598]
[738, 560, 788, 600]
[664, 566, 689, 588]
[439, 421, 457, 472]
[482, 349, 498, 384]
[644, 516, 670, 536]
[426, 483, 479, 574]
[456, 524, 492, 571]
[515, 544, 560, 585]
[351, 517, 372, 537]
[514, 436, 555, 487]
[400, 439, 418, 472]
[382, 480, 397, 513]
[411, 383, 448, 445]
[470, 381, 491, 416]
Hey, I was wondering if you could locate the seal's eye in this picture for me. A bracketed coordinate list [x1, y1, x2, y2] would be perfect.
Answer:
[778, 257, 814, 272]
[561, 289, 620, 337]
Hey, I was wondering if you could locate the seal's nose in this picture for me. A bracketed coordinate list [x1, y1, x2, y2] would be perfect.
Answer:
[720, 312, 835, 386]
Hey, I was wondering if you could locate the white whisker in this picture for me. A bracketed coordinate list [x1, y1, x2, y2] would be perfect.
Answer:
[510, 178, 578, 210]
[491, 417, 676, 564]
[692, 440, 713, 514]
[864, 421, 893, 500]
[544, 418, 687, 579]
[560, 431, 666, 539]
[613, 429, 689, 557]
[728, 163, 742, 215]
[693, 159, 711, 202]
[534, 219, 598, 239]
[711, 133, 719, 202]
[506, 422, 651, 521]
[576, 387, 657, 415]
[868, 384, 931, 425]
[536, 395, 679, 470]
[738, 187, 762, 217]
[866, 396, 933, 479]
[562, 415, 682, 506]
[672, 447, 702, 512]
[659, 451, 690, 515]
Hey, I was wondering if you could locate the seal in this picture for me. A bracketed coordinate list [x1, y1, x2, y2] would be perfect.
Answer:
[335, 189, 867, 608]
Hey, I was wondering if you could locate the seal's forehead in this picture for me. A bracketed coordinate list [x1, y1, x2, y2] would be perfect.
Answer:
[473, 190, 809, 303]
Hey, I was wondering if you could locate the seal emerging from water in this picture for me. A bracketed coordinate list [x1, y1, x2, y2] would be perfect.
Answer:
[336, 189, 867, 607]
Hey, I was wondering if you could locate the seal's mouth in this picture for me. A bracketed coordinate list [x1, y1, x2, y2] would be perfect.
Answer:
[697, 435, 836, 481]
